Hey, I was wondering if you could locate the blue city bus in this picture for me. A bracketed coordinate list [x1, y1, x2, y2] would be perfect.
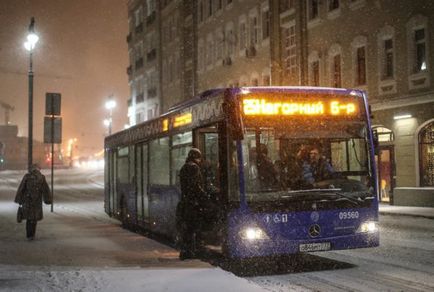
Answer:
[104, 87, 379, 259]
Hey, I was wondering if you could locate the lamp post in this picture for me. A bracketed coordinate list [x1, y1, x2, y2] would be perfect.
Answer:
[24, 17, 39, 171]
[103, 119, 110, 135]
[105, 96, 116, 135]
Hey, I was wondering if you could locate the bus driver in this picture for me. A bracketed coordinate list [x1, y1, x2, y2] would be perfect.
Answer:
[301, 146, 335, 186]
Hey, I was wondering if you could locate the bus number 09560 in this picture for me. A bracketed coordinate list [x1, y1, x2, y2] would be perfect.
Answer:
[339, 211, 359, 220]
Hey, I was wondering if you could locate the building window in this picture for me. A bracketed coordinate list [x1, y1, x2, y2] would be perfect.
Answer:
[208, 0, 213, 17]
[225, 23, 236, 56]
[311, 60, 320, 86]
[356, 46, 367, 85]
[206, 36, 214, 66]
[407, 15, 430, 89]
[419, 121, 434, 186]
[332, 54, 342, 88]
[146, 0, 155, 16]
[328, 0, 339, 12]
[239, 19, 247, 50]
[286, 0, 295, 10]
[383, 39, 394, 79]
[262, 7, 270, 40]
[216, 29, 224, 61]
[414, 28, 427, 72]
[249, 13, 259, 46]
[217, 0, 223, 11]
[262, 74, 271, 85]
[284, 24, 297, 76]
[134, 7, 143, 27]
[198, 39, 205, 70]
[308, 0, 320, 21]
[198, 1, 204, 23]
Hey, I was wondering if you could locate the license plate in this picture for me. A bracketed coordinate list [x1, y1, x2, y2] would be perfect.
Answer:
[299, 242, 331, 252]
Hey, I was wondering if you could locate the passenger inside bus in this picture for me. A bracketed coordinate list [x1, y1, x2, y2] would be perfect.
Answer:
[200, 158, 221, 232]
[257, 144, 279, 189]
[301, 146, 335, 187]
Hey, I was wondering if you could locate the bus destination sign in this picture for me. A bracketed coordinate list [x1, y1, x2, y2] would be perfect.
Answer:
[243, 98, 358, 117]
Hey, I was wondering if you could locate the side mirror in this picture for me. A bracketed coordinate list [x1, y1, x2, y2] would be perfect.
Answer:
[223, 89, 244, 140]
[372, 129, 379, 155]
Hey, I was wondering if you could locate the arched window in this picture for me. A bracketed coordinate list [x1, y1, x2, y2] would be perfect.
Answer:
[419, 121, 434, 186]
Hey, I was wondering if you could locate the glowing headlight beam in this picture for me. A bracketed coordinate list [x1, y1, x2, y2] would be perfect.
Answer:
[357, 221, 378, 233]
[240, 227, 269, 241]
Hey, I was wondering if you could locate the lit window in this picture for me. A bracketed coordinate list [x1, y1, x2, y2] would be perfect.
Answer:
[414, 28, 427, 72]
[419, 121, 434, 186]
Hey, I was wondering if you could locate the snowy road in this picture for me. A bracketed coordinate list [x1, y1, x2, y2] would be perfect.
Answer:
[1, 168, 433, 291]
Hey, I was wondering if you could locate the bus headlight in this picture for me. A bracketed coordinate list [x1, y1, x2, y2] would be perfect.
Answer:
[240, 227, 269, 241]
[357, 221, 378, 233]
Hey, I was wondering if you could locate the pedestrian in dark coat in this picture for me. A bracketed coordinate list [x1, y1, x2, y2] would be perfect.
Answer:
[176, 148, 207, 260]
[14, 164, 52, 240]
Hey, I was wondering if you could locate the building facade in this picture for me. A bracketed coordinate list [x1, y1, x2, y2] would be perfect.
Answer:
[125, 0, 434, 206]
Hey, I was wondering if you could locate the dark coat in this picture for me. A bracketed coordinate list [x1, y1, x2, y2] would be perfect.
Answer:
[177, 159, 207, 225]
[302, 157, 335, 185]
[15, 169, 52, 221]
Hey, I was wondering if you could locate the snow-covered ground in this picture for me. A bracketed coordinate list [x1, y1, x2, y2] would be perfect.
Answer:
[0, 265, 268, 292]
[0, 169, 267, 292]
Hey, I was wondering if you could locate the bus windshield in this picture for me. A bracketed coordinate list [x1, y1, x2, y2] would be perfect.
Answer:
[240, 122, 375, 204]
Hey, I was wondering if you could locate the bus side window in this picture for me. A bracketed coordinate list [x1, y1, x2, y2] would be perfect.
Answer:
[171, 131, 193, 187]
[196, 126, 221, 198]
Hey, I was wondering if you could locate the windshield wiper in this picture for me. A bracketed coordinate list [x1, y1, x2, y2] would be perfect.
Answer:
[282, 189, 363, 205]
[285, 188, 342, 194]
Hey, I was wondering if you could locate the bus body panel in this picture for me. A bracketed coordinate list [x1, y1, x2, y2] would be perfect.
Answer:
[226, 207, 379, 258]
[148, 185, 179, 237]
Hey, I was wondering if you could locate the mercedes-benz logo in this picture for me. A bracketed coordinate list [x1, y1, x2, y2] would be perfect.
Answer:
[309, 224, 321, 237]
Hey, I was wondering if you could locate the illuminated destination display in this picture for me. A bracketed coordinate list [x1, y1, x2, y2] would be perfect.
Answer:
[173, 112, 192, 127]
[243, 98, 357, 116]
[162, 119, 169, 131]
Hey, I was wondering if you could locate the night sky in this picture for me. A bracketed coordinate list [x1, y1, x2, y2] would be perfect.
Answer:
[0, 0, 129, 157]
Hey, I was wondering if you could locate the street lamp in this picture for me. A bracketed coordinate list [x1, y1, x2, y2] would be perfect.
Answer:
[103, 119, 110, 133]
[105, 96, 116, 135]
[24, 17, 39, 171]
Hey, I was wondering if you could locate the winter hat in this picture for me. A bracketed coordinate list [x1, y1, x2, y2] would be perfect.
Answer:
[187, 148, 202, 160]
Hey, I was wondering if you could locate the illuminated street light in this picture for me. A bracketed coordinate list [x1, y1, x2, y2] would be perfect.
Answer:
[104, 95, 116, 135]
[105, 99, 116, 111]
[24, 17, 39, 171]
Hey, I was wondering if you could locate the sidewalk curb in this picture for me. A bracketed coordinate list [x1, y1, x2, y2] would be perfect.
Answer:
[379, 211, 434, 220]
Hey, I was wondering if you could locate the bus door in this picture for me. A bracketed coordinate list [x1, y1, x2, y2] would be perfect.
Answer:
[135, 143, 150, 225]
[195, 123, 225, 240]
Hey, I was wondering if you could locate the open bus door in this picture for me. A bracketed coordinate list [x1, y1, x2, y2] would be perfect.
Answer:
[194, 123, 228, 249]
